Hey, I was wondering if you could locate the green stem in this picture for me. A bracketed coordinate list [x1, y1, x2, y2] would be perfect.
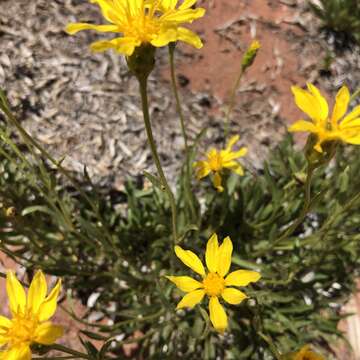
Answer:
[137, 76, 178, 245]
[168, 45, 189, 152]
[46, 344, 91, 359]
[350, 88, 360, 102]
[168, 45, 197, 223]
[258, 332, 282, 360]
[224, 67, 244, 141]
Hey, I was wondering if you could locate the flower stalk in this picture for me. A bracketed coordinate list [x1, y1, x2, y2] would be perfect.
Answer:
[137, 73, 178, 245]
[168, 43, 197, 222]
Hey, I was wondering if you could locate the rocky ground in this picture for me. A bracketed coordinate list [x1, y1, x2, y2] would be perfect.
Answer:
[1, 0, 360, 358]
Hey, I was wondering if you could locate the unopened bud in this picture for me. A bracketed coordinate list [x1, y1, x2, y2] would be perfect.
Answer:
[242, 40, 260, 71]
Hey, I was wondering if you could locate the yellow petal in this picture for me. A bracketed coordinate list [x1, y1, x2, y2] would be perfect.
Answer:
[209, 296, 228, 332]
[6, 271, 26, 316]
[2, 345, 32, 360]
[0, 316, 12, 333]
[288, 120, 318, 133]
[193, 161, 211, 180]
[179, 0, 198, 10]
[307, 83, 329, 121]
[341, 133, 360, 145]
[175, 27, 203, 49]
[176, 289, 205, 309]
[217, 236, 233, 277]
[160, 8, 206, 23]
[314, 141, 323, 153]
[223, 161, 244, 176]
[291, 86, 325, 122]
[221, 147, 247, 162]
[225, 270, 261, 287]
[221, 288, 247, 305]
[226, 135, 240, 151]
[205, 233, 219, 273]
[212, 172, 223, 192]
[90, 37, 140, 56]
[151, 28, 178, 47]
[66, 23, 119, 35]
[34, 322, 64, 345]
[166, 276, 203, 292]
[341, 105, 360, 127]
[27, 270, 47, 315]
[158, 0, 178, 11]
[38, 280, 61, 322]
[332, 86, 350, 126]
[174, 246, 205, 276]
[90, 0, 125, 23]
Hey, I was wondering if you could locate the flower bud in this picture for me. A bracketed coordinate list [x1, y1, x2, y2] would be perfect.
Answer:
[241, 40, 260, 71]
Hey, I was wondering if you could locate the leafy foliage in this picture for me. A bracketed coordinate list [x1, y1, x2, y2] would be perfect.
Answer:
[1, 87, 360, 358]
[309, 0, 360, 44]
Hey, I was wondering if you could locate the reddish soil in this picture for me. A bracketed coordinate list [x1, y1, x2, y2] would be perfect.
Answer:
[166, 0, 311, 123]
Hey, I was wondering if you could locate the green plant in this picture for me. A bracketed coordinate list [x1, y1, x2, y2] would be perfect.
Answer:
[309, 0, 360, 43]
[1, 91, 360, 358]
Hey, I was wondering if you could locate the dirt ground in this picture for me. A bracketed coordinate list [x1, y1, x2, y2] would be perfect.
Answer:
[1, 0, 360, 358]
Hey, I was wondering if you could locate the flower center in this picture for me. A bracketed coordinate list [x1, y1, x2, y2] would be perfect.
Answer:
[6, 314, 38, 346]
[126, 15, 160, 42]
[208, 151, 223, 172]
[203, 273, 225, 297]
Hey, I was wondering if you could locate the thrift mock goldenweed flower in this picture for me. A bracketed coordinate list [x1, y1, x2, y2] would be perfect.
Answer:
[193, 135, 247, 192]
[292, 345, 325, 360]
[0, 270, 63, 360]
[289, 84, 360, 153]
[66, 0, 206, 56]
[167, 234, 261, 332]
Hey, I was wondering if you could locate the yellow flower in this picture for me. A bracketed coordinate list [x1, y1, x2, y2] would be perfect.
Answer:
[292, 345, 325, 360]
[0, 270, 63, 360]
[66, 0, 206, 56]
[193, 135, 247, 192]
[167, 234, 261, 332]
[289, 83, 360, 153]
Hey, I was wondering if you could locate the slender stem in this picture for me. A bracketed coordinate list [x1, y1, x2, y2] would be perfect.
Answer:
[224, 66, 244, 141]
[47, 344, 91, 359]
[168, 45, 197, 222]
[168, 46, 189, 151]
[137, 76, 178, 245]
[258, 332, 282, 360]
[350, 88, 360, 102]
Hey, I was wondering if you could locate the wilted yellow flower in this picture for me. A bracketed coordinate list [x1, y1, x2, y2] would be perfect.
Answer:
[292, 345, 324, 360]
[193, 135, 247, 192]
[66, 0, 206, 56]
[167, 234, 261, 332]
[289, 84, 360, 153]
[0, 270, 63, 360]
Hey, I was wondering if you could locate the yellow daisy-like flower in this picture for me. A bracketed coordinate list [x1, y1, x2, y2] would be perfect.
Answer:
[193, 135, 248, 192]
[0, 270, 63, 360]
[289, 83, 360, 153]
[292, 345, 324, 360]
[66, 0, 206, 56]
[167, 233, 261, 332]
